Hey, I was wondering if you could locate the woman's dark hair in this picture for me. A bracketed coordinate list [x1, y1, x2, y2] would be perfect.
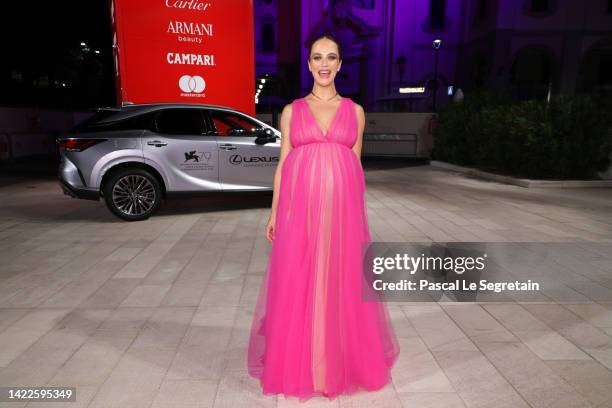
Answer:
[308, 33, 342, 60]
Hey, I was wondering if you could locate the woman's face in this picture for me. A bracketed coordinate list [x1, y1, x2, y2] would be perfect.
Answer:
[308, 38, 342, 86]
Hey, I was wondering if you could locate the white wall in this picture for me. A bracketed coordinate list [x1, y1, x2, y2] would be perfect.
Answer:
[261, 111, 434, 158]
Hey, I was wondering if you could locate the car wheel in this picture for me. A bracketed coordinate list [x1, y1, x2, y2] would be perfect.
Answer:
[103, 168, 162, 221]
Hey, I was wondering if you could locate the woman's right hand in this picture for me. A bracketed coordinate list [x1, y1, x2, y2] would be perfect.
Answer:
[266, 213, 276, 242]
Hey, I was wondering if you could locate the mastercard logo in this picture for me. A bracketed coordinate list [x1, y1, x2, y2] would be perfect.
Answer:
[178, 75, 206, 93]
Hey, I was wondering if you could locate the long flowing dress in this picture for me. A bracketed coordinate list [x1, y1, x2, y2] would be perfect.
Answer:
[247, 96, 400, 401]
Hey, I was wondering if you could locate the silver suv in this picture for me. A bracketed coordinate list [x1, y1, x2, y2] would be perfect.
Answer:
[57, 103, 281, 221]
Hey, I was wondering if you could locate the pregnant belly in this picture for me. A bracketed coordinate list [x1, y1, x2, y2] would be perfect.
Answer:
[282, 143, 365, 199]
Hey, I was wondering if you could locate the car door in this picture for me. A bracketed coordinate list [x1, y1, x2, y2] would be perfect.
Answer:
[142, 108, 220, 192]
[207, 109, 280, 191]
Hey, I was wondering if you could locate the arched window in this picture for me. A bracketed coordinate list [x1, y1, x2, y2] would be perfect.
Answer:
[429, 0, 446, 30]
[577, 40, 612, 97]
[470, 54, 488, 88]
[510, 48, 554, 100]
[473, 0, 487, 24]
[530, 0, 549, 12]
[262, 23, 275, 53]
[478, 0, 488, 20]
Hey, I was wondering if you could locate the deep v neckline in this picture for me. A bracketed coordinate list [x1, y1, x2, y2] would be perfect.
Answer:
[303, 96, 344, 138]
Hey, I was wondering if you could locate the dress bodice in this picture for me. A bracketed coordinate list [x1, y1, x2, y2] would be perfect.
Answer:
[289, 97, 358, 149]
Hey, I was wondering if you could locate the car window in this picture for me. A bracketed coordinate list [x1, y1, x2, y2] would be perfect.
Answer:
[155, 109, 205, 135]
[210, 110, 262, 137]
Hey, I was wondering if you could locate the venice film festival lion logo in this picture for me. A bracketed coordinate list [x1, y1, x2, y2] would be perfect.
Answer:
[178, 75, 206, 95]
[184, 151, 212, 162]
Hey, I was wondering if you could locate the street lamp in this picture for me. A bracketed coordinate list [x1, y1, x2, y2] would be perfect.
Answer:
[432, 38, 442, 112]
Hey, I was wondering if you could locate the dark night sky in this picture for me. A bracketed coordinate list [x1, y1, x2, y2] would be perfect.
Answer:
[2, 0, 115, 109]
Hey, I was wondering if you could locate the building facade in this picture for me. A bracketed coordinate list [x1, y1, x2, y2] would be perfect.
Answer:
[253, 0, 612, 112]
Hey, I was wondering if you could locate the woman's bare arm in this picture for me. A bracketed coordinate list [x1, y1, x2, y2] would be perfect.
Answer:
[352, 103, 365, 160]
[270, 103, 293, 218]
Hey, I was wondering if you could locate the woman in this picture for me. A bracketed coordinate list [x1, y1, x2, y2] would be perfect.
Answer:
[247, 34, 399, 401]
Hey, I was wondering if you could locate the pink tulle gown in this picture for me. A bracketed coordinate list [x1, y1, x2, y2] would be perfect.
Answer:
[247, 96, 400, 401]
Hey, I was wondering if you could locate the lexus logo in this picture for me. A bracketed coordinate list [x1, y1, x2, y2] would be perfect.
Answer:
[178, 75, 205, 93]
[229, 155, 279, 165]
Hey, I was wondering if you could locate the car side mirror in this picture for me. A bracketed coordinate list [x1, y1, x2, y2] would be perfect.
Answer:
[254, 128, 278, 145]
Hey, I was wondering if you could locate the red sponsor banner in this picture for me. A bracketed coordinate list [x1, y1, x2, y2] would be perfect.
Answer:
[110, 0, 255, 116]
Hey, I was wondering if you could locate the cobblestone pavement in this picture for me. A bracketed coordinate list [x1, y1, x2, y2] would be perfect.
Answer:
[0, 162, 611, 407]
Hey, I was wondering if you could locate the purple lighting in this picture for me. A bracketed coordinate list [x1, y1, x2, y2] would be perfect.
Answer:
[253, 0, 612, 112]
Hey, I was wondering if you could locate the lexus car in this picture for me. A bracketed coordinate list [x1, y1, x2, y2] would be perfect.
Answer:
[57, 103, 281, 221]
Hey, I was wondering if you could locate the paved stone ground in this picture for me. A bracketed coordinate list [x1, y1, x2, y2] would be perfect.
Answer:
[1, 161, 612, 407]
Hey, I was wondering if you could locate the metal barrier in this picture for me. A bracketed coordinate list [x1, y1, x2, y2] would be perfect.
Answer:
[0, 133, 10, 160]
[362, 133, 418, 157]
[0, 132, 57, 161]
